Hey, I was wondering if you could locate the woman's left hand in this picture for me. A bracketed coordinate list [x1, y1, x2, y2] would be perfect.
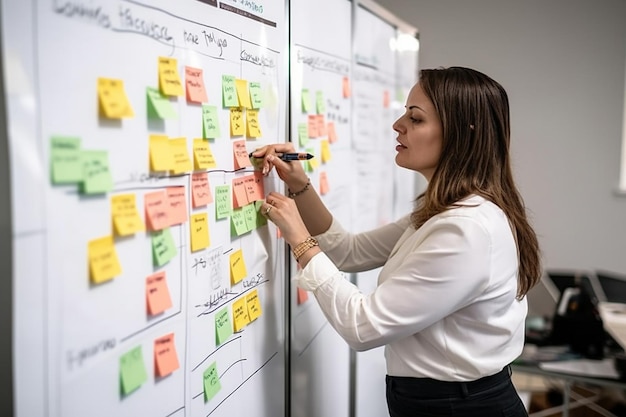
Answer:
[261, 191, 311, 247]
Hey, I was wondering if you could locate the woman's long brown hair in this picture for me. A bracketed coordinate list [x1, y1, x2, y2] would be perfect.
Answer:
[411, 67, 541, 298]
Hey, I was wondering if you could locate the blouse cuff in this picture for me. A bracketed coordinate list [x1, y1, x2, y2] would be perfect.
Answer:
[295, 251, 339, 291]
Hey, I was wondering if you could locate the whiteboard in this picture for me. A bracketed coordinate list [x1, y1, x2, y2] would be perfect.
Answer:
[289, 1, 353, 417]
[3, 1, 288, 416]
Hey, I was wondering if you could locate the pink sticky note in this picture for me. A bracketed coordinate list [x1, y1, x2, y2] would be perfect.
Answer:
[146, 271, 173, 315]
[185, 66, 208, 103]
[191, 172, 212, 208]
[145, 190, 169, 231]
[167, 186, 188, 226]
[154, 333, 180, 377]
[316, 115, 326, 137]
[307, 115, 319, 138]
[233, 140, 252, 169]
[232, 177, 249, 208]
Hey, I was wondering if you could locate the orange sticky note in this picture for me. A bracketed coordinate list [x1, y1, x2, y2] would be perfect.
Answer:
[146, 271, 173, 315]
[327, 122, 338, 143]
[342, 76, 351, 98]
[231, 177, 249, 208]
[243, 173, 263, 202]
[232, 297, 250, 332]
[149, 135, 172, 172]
[246, 109, 262, 138]
[185, 66, 208, 103]
[97, 77, 134, 119]
[144, 190, 170, 231]
[167, 186, 187, 226]
[232, 140, 251, 169]
[88, 235, 122, 284]
[316, 115, 327, 137]
[191, 172, 212, 208]
[190, 213, 210, 252]
[235, 79, 252, 108]
[154, 333, 180, 377]
[193, 138, 217, 170]
[230, 108, 245, 136]
[246, 289, 262, 322]
[307, 115, 319, 138]
[229, 249, 247, 285]
[158, 57, 184, 96]
[169, 137, 192, 174]
[297, 287, 309, 304]
[319, 171, 330, 195]
[111, 193, 144, 236]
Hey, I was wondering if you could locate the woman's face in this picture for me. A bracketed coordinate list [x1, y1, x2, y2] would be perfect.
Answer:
[392, 83, 443, 181]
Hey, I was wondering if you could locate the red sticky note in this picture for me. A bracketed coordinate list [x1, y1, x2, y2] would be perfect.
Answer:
[145, 190, 169, 231]
[191, 172, 212, 208]
[154, 333, 180, 377]
[146, 271, 173, 315]
[185, 66, 208, 103]
[233, 140, 252, 169]
[167, 186, 188, 226]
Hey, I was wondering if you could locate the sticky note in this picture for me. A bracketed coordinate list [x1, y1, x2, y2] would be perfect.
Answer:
[190, 213, 210, 252]
[158, 57, 184, 96]
[202, 105, 221, 139]
[169, 137, 192, 174]
[231, 177, 248, 209]
[81, 150, 113, 194]
[327, 122, 338, 143]
[152, 228, 177, 267]
[307, 115, 319, 138]
[146, 271, 172, 315]
[167, 186, 187, 226]
[215, 185, 231, 219]
[88, 235, 122, 284]
[246, 109, 261, 138]
[254, 200, 268, 227]
[298, 123, 309, 147]
[246, 289, 262, 322]
[229, 249, 247, 285]
[215, 306, 233, 345]
[316, 90, 325, 114]
[307, 147, 319, 169]
[297, 287, 309, 304]
[154, 333, 180, 377]
[193, 138, 217, 170]
[321, 139, 332, 163]
[244, 173, 264, 202]
[203, 362, 221, 402]
[383, 90, 390, 108]
[50, 136, 82, 184]
[191, 172, 212, 208]
[185, 66, 208, 103]
[97, 77, 134, 119]
[111, 193, 144, 236]
[242, 203, 257, 231]
[343, 76, 351, 98]
[249, 82, 263, 108]
[235, 79, 252, 108]
[120, 346, 148, 395]
[221, 75, 239, 107]
[319, 171, 329, 195]
[316, 115, 327, 137]
[230, 208, 248, 236]
[232, 140, 251, 169]
[230, 107, 245, 136]
[232, 297, 250, 331]
[149, 134, 173, 172]
[147, 87, 177, 119]
[144, 190, 169, 231]
[301, 89, 311, 113]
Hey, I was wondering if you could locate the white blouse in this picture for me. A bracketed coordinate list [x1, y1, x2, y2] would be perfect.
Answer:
[296, 195, 527, 381]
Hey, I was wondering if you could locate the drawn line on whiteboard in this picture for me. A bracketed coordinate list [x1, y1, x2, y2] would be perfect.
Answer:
[164, 405, 185, 417]
[298, 322, 329, 357]
[191, 336, 242, 372]
[109, 28, 174, 48]
[294, 43, 352, 64]
[202, 351, 279, 416]
[119, 309, 182, 343]
[191, 358, 249, 400]
[197, 279, 269, 317]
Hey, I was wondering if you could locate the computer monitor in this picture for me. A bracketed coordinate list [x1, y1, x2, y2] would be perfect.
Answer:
[543, 270, 603, 306]
[595, 270, 626, 304]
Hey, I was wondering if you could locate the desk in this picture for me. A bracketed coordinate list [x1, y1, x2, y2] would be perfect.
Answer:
[512, 362, 626, 417]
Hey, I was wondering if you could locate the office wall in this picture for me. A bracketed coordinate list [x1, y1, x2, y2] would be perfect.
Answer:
[376, 0, 626, 277]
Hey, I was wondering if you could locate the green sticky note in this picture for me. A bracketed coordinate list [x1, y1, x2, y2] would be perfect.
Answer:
[230, 208, 248, 236]
[120, 346, 148, 396]
[203, 362, 221, 402]
[298, 123, 309, 147]
[50, 136, 83, 184]
[152, 228, 177, 267]
[80, 150, 113, 194]
[215, 185, 231, 220]
[254, 200, 267, 227]
[147, 87, 177, 119]
[316, 90, 325, 114]
[301, 89, 311, 113]
[242, 203, 257, 231]
[202, 105, 221, 139]
[215, 307, 233, 345]
[222, 75, 238, 107]
[249, 82, 263, 109]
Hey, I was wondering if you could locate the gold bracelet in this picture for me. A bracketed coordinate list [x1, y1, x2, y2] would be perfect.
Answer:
[292, 236, 319, 260]
[288, 178, 311, 198]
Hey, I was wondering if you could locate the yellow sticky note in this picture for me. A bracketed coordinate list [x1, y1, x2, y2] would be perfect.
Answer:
[88, 236, 122, 284]
[149, 135, 172, 172]
[320, 140, 332, 163]
[158, 57, 184, 96]
[97, 78, 134, 119]
[229, 249, 247, 285]
[246, 289, 262, 322]
[190, 213, 210, 252]
[235, 79, 252, 108]
[193, 139, 217, 169]
[111, 194, 144, 236]
[232, 297, 250, 332]
[230, 108, 245, 136]
[246, 109, 261, 138]
[169, 137, 192, 174]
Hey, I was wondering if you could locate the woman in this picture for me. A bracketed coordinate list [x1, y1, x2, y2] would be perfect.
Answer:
[251, 66, 541, 416]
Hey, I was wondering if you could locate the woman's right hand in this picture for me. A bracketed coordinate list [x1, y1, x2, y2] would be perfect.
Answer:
[250, 143, 309, 191]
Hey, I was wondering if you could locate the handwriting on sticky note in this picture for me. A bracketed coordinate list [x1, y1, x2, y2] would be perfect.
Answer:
[190, 213, 210, 252]
[215, 185, 231, 219]
[232, 140, 251, 169]
[98, 77, 134, 119]
[154, 333, 180, 377]
[169, 137, 192, 174]
[81, 150, 113, 194]
[151, 228, 177, 267]
[193, 138, 217, 170]
[167, 186, 188, 226]
[88, 235, 122, 284]
[249, 81, 263, 108]
[230, 208, 248, 236]
[50, 136, 82, 184]
[120, 346, 148, 395]
[229, 249, 247, 285]
[191, 172, 213, 208]
[144, 190, 169, 231]
[185, 66, 208, 103]
[202, 105, 221, 139]
[230, 107, 245, 137]
[246, 109, 261, 138]
[215, 307, 233, 345]
[111, 193, 144, 236]
[203, 362, 221, 402]
[222, 75, 238, 107]
[232, 297, 250, 331]
[246, 289, 262, 322]
[158, 57, 184, 96]
[231, 177, 249, 208]
[146, 271, 172, 315]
